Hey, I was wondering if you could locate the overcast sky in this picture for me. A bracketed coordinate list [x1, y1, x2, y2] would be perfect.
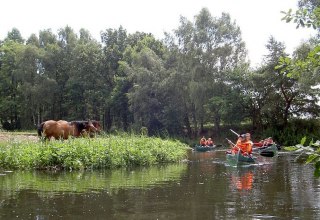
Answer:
[1, 0, 316, 66]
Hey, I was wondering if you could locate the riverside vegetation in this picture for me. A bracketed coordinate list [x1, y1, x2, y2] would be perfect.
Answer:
[0, 1, 319, 174]
[0, 134, 189, 170]
[284, 136, 320, 177]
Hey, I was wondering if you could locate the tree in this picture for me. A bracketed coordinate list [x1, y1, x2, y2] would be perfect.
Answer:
[0, 37, 24, 129]
[100, 26, 129, 131]
[125, 36, 168, 135]
[5, 28, 24, 44]
[171, 8, 247, 135]
[281, 0, 320, 178]
[66, 30, 105, 120]
[282, 0, 320, 30]
[16, 42, 43, 128]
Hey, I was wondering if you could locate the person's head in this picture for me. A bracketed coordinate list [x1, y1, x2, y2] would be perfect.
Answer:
[239, 134, 246, 142]
[246, 133, 251, 140]
[208, 138, 211, 140]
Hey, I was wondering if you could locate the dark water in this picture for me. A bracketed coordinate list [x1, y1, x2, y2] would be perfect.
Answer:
[0, 149, 319, 219]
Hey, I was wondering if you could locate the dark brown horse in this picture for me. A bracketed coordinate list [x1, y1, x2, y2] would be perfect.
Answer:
[37, 120, 98, 140]
[91, 120, 102, 132]
[78, 120, 102, 137]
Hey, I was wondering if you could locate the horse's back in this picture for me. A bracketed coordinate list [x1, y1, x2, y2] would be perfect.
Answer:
[42, 120, 58, 130]
[56, 120, 69, 125]
[42, 120, 69, 139]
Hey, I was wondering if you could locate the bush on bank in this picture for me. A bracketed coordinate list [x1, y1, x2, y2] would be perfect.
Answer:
[0, 134, 190, 170]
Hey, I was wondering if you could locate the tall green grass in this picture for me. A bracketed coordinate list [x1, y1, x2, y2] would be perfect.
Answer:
[0, 134, 190, 170]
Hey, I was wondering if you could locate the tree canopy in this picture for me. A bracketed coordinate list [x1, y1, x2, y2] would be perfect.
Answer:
[0, 5, 319, 145]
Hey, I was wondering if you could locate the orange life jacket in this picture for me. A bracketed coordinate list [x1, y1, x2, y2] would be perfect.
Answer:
[200, 138, 206, 146]
[233, 139, 252, 154]
[206, 140, 214, 146]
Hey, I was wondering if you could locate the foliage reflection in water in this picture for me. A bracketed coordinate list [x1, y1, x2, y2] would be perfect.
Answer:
[0, 150, 319, 219]
[0, 163, 187, 197]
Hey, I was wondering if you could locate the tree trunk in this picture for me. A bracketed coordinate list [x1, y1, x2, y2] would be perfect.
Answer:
[184, 113, 192, 138]
[104, 107, 112, 131]
[280, 84, 294, 128]
[214, 112, 221, 136]
[283, 100, 292, 128]
[191, 105, 198, 138]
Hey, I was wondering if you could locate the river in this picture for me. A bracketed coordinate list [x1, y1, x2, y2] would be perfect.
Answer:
[0, 149, 319, 219]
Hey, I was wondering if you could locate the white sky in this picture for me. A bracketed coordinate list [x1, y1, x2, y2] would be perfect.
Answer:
[0, 0, 316, 67]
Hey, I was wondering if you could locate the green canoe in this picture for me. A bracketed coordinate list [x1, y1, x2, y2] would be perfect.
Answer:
[253, 144, 278, 157]
[195, 145, 216, 152]
[226, 151, 255, 166]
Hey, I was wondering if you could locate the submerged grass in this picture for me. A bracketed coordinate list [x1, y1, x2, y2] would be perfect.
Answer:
[0, 134, 190, 170]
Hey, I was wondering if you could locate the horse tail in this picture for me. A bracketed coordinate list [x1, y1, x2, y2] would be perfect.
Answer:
[37, 122, 45, 137]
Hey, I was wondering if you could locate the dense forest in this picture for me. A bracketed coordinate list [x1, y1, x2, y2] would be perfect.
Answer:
[0, 1, 319, 144]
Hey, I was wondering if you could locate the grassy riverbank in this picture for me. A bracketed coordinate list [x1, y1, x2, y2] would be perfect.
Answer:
[0, 134, 190, 170]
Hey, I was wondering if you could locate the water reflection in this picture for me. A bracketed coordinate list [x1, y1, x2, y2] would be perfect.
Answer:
[0, 163, 187, 197]
[230, 167, 254, 190]
[0, 150, 319, 219]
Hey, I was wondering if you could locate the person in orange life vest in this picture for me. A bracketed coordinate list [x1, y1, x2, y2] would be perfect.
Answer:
[232, 134, 246, 154]
[200, 136, 206, 146]
[232, 133, 252, 155]
[254, 137, 274, 147]
[245, 133, 253, 154]
[206, 138, 214, 146]
[262, 137, 274, 146]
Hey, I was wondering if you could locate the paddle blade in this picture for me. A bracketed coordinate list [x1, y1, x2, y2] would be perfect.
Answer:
[260, 151, 275, 157]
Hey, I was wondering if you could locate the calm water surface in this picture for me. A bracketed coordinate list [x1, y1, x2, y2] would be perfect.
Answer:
[0, 149, 319, 219]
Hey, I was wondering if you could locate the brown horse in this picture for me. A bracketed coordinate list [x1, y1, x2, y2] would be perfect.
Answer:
[77, 120, 102, 137]
[37, 120, 98, 140]
[91, 120, 102, 132]
[90, 120, 102, 136]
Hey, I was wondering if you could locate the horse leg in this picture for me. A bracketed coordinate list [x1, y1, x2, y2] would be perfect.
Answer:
[63, 133, 69, 139]
[62, 128, 69, 139]
[80, 129, 88, 137]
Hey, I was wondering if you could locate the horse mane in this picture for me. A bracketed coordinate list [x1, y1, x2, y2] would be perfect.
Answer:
[69, 121, 86, 133]
[91, 120, 100, 126]
[70, 120, 101, 134]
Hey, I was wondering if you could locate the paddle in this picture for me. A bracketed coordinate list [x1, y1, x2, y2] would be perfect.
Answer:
[259, 151, 275, 157]
[230, 129, 240, 137]
[226, 138, 244, 154]
[226, 138, 236, 147]
[229, 129, 275, 158]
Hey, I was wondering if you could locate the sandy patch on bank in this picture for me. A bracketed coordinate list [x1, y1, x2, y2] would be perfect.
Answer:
[0, 132, 38, 143]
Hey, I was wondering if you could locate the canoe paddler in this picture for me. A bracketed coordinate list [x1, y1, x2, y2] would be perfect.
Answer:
[200, 136, 207, 146]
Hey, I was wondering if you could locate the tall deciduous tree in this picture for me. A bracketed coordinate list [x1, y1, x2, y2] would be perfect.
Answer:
[67, 29, 105, 120]
[0, 28, 25, 129]
[171, 8, 247, 135]
[100, 26, 129, 131]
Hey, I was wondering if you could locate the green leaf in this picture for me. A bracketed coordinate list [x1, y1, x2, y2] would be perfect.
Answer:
[284, 146, 298, 151]
[300, 136, 307, 146]
[314, 161, 320, 178]
[306, 154, 319, 164]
